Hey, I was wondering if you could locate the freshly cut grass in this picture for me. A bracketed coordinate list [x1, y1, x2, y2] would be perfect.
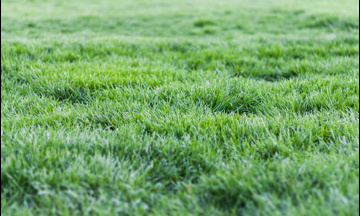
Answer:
[1, 0, 359, 215]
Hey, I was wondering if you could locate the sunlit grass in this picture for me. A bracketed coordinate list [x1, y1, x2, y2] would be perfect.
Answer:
[1, 0, 359, 215]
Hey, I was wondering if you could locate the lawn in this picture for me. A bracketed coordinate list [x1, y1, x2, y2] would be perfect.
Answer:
[1, 0, 359, 215]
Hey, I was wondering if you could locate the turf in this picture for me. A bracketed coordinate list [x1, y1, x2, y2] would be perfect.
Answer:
[1, 0, 359, 215]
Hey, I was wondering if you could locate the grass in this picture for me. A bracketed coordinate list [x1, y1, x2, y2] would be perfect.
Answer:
[1, 0, 359, 215]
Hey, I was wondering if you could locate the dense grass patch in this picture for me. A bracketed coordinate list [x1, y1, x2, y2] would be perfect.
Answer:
[1, 0, 359, 215]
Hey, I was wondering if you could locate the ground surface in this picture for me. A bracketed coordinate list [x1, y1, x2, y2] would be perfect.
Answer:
[1, 0, 359, 215]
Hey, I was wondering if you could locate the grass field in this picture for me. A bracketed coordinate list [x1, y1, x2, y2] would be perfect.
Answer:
[1, 0, 359, 215]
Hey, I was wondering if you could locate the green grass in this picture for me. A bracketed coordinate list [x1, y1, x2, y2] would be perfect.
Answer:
[1, 0, 359, 215]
